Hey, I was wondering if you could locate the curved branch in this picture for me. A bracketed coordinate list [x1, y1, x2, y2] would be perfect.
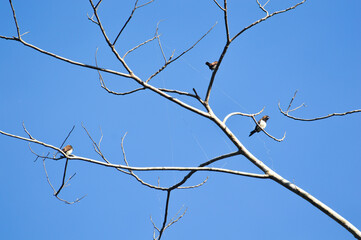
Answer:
[223, 107, 265, 124]
[279, 90, 361, 121]
[279, 102, 361, 121]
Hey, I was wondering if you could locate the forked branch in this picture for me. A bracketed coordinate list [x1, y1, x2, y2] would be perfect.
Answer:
[279, 91, 361, 121]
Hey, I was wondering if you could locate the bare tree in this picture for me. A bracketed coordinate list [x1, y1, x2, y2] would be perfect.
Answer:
[1, 0, 360, 239]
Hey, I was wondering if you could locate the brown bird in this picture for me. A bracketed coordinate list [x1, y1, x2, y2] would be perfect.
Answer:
[249, 115, 270, 137]
[62, 145, 73, 156]
[205, 61, 218, 70]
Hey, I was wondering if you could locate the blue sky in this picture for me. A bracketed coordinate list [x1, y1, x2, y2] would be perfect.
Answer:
[1, 0, 361, 239]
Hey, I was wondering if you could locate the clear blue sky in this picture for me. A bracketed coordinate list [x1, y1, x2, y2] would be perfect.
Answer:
[1, 1, 361, 239]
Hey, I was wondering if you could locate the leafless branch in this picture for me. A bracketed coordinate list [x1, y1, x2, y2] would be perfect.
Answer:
[9, 0, 20, 38]
[120, 132, 169, 190]
[224, 0, 230, 42]
[155, 21, 167, 63]
[123, 35, 159, 59]
[231, 0, 306, 42]
[55, 159, 70, 196]
[146, 22, 217, 83]
[0, 129, 267, 178]
[177, 177, 208, 189]
[256, 0, 269, 15]
[42, 157, 85, 204]
[223, 107, 265, 124]
[205, 0, 306, 103]
[0, 35, 131, 78]
[89, 0, 134, 74]
[279, 91, 361, 121]
[159, 88, 198, 99]
[60, 125, 76, 151]
[94, 49, 145, 96]
[22, 122, 33, 139]
[158, 191, 171, 240]
[212, 0, 225, 11]
[113, 0, 155, 46]
[150, 215, 160, 232]
[165, 206, 187, 230]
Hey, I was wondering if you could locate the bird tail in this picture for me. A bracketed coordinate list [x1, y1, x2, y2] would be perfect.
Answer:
[249, 130, 256, 137]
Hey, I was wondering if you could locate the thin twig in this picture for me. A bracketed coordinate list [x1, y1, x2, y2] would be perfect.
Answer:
[9, 0, 20, 38]
[123, 35, 159, 59]
[213, 0, 226, 11]
[42, 157, 85, 204]
[155, 20, 167, 63]
[146, 23, 217, 83]
[231, 0, 306, 42]
[22, 122, 33, 139]
[113, 0, 155, 46]
[89, 0, 134, 74]
[224, 0, 230, 42]
[256, 0, 269, 15]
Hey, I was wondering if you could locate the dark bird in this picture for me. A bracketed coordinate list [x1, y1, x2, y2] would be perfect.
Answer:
[205, 61, 218, 70]
[249, 115, 270, 137]
[62, 145, 73, 156]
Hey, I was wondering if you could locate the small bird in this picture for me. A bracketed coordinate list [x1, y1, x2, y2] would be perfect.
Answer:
[249, 115, 270, 137]
[62, 145, 73, 156]
[205, 61, 218, 70]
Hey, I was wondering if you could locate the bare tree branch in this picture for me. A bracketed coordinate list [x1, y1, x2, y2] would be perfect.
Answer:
[0, 129, 267, 178]
[54, 158, 70, 196]
[279, 91, 361, 121]
[158, 191, 171, 240]
[223, 107, 265, 124]
[231, 0, 306, 42]
[89, 0, 134, 75]
[155, 20, 167, 63]
[9, 0, 20, 38]
[205, 0, 306, 103]
[113, 0, 155, 46]
[256, 0, 269, 15]
[0, 35, 131, 78]
[212, 0, 225, 11]
[22, 122, 34, 139]
[224, 0, 230, 42]
[123, 35, 159, 59]
[42, 158, 86, 204]
[146, 22, 217, 83]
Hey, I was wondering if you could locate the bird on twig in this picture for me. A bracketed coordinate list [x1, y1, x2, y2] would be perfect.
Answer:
[205, 61, 218, 70]
[62, 145, 73, 156]
[249, 115, 269, 137]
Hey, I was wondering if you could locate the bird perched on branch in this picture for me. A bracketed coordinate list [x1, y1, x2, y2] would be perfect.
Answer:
[249, 115, 269, 137]
[205, 61, 218, 70]
[62, 145, 73, 156]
